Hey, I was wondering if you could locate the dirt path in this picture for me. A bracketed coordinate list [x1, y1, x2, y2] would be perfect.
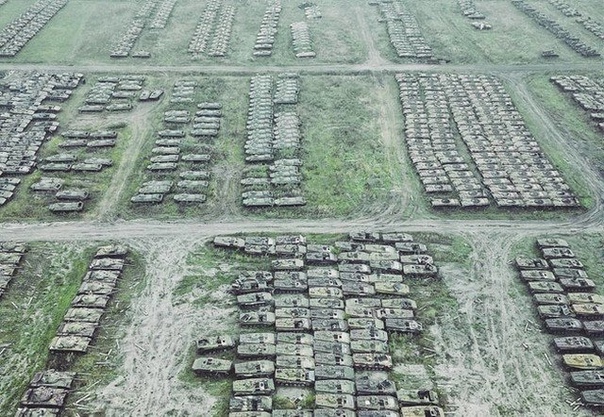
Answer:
[354, 7, 388, 67]
[94, 104, 158, 220]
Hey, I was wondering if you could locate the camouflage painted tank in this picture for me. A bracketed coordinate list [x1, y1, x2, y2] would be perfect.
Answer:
[541, 247, 575, 259]
[340, 272, 376, 283]
[275, 343, 314, 356]
[342, 282, 376, 297]
[402, 264, 438, 276]
[549, 258, 583, 268]
[49, 335, 91, 353]
[276, 235, 306, 245]
[580, 389, 604, 407]
[308, 277, 343, 288]
[560, 278, 596, 292]
[553, 268, 588, 279]
[312, 319, 349, 332]
[192, 357, 233, 376]
[275, 317, 312, 332]
[314, 365, 355, 380]
[232, 378, 275, 395]
[234, 360, 275, 378]
[514, 257, 549, 270]
[239, 333, 275, 345]
[274, 294, 309, 308]
[533, 293, 569, 305]
[348, 318, 385, 330]
[274, 368, 315, 386]
[313, 409, 356, 417]
[231, 278, 271, 295]
[237, 292, 274, 309]
[346, 298, 381, 308]
[314, 331, 350, 343]
[309, 287, 344, 299]
[536, 238, 570, 248]
[315, 353, 353, 367]
[338, 251, 371, 263]
[272, 259, 305, 271]
[306, 268, 340, 279]
[395, 242, 426, 254]
[63, 308, 103, 323]
[20, 387, 69, 408]
[553, 336, 594, 353]
[355, 375, 396, 395]
[356, 395, 398, 411]
[229, 395, 272, 412]
[276, 355, 315, 369]
[520, 270, 556, 281]
[338, 263, 371, 274]
[396, 389, 439, 406]
[71, 294, 110, 309]
[15, 407, 60, 416]
[374, 282, 410, 297]
[570, 370, 604, 388]
[350, 329, 388, 342]
[569, 293, 604, 305]
[352, 353, 393, 370]
[527, 281, 564, 294]
[310, 309, 346, 320]
[95, 245, 128, 258]
[306, 252, 338, 264]
[384, 319, 423, 334]
[315, 379, 356, 394]
[350, 232, 381, 242]
[239, 311, 276, 326]
[272, 411, 313, 417]
[197, 335, 236, 354]
[562, 354, 604, 370]
[573, 303, 604, 318]
[309, 298, 345, 310]
[214, 236, 246, 249]
[275, 307, 310, 318]
[315, 393, 356, 410]
[381, 298, 417, 310]
[274, 276, 308, 292]
[537, 304, 575, 319]
[277, 332, 313, 345]
[29, 370, 75, 389]
[237, 343, 276, 358]
[314, 341, 352, 356]
[350, 340, 389, 354]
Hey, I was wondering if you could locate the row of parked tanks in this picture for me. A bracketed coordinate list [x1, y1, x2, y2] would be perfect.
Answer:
[516, 238, 604, 408]
[15, 244, 129, 416]
[199, 232, 445, 416]
[188, 0, 235, 57]
[550, 75, 604, 133]
[0, 242, 27, 299]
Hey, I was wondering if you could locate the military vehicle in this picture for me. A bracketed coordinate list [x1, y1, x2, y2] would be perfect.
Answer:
[315, 379, 356, 394]
[239, 333, 275, 345]
[584, 321, 604, 336]
[274, 294, 309, 308]
[355, 375, 396, 395]
[560, 278, 596, 292]
[580, 389, 604, 407]
[313, 409, 356, 417]
[277, 332, 313, 345]
[29, 370, 75, 390]
[350, 232, 382, 242]
[196, 335, 236, 354]
[527, 281, 564, 294]
[237, 292, 274, 309]
[375, 308, 414, 320]
[314, 331, 351, 343]
[339, 263, 371, 274]
[20, 387, 69, 408]
[537, 238, 570, 248]
[370, 260, 403, 273]
[356, 395, 398, 411]
[395, 242, 426, 254]
[275, 307, 310, 318]
[56, 321, 96, 338]
[234, 360, 275, 378]
[276, 235, 306, 245]
[232, 378, 275, 396]
[275, 317, 312, 332]
[374, 282, 410, 297]
[312, 319, 349, 332]
[310, 298, 345, 310]
[403, 264, 438, 277]
[315, 365, 355, 381]
[31, 178, 63, 192]
[131, 194, 163, 204]
[274, 276, 308, 293]
[229, 395, 272, 412]
[95, 245, 128, 258]
[553, 336, 595, 353]
[346, 298, 382, 308]
[71, 294, 110, 309]
[573, 304, 604, 318]
[396, 389, 439, 406]
[533, 293, 569, 305]
[594, 340, 604, 356]
[272, 259, 305, 271]
[237, 343, 276, 358]
[192, 357, 233, 376]
[307, 268, 340, 279]
[309, 287, 344, 299]
[315, 393, 356, 410]
[48, 202, 84, 212]
[274, 368, 315, 386]
[310, 309, 346, 320]
[569, 293, 604, 305]
[520, 270, 556, 282]
[382, 298, 417, 310]
[307, 252, 339, 264]
[272, 411, 313, 417]
[308, 277, 343, 288]
[570, 370, 604, 388]
[541, 247, 575, 259]
[231, 278, 271, 295]
[562, 354, 604, 370]
[350, 340, 389, 354]
[240, 311, 276, 326]
[83, 270, 121, 284]
[338, 252, 371, 263]
[549, 258, 584, 268]
[63, 308, 103, 323]
[49, 335, 91, 353]
[315, 353, 353, 367]
[89, 258, 124, 271]
[399, 406, 444, 417]
[348, 318, 385, 330]
[353, 353, 393, 370]
[544, 318, 583, 334]
[553, 268, 589, 279]
[342, 282, 376, 297]
[276, 343, 313, 356]
[276, 355, 315, 369]
[537, 304, 575, 319]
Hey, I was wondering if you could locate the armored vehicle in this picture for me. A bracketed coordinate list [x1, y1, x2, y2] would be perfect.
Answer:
[273, 411, 313, 417]
[403, 264, 438, 277]
[374, 282, 410, 297]
[527, 281, 564, 294]
[308, 278, 343, 288]
[584, 321, 604, 336]
[274, 295, 309, 308]
[20, 387, 69, 408]
[315, 365, 355, 381]
[544, 318, 583, 334]
[370, 260, 402, 273]
[83, 270, 121, 284]
[274, 368, 315, 386]
[229, 396, 272, 412]
[276, 343, 313, 356]
[95, 245, 128, 258]
[49, 335, 91, 353]
[310, 298, 345, 309]
[31, 178, 63, 192]
[375, 308, 414, 320]
[348, 318, 385, 330]
[29, 370, 75, 390]
[276, 355, 315, 369]
[77, 281, 114, 297]
[307, 268, 340, 279]
[131, 194, 163, 204]
[310, 309, 346, 320]
[357, 411, 400, 417]
[356, 395, 398, 411]
[541, 247, 575, 259]
[313, 409, 356, 417]
[353, 353, 393, 370]
[89, 258, 124, 271]
[338, 252, 371, 263]
[520, 270, 555, 281]
[71, 294, 110, 309]
[63, 308, 103, 323]
[570, 370, 604, 388]
[399, 406, 444, 417]
[277, 332, 313, 345]
[355, 375, 396, 395]
[549, 258, 584, 268]
[396, 242, 427, 254]
[569, 293, 604, 305]
[315, 379, 356, 394]
[276, 235, 306, 245]
[56, 321, 96, 338]
[237, 292, 274, 309]
[553, 268, 589, 279]
[580, 389, 604, 407]
[381, 298, 417, 310]
[338, 263, 371, 274]
[553, 336, 595, 353]
[234, 360, 275, 378]
[272, 259, 304, 271]
[48, 202, 84, 212]
[573, 304, 604, 318]
[232, 378, 275, 396]
[239, 333, 275, 345]
[315, 393, 356, 410]
[346, 298, 381, 308]
[312, 319, 349, 332]
[397, 389, 439, 406]
[537, 304, 575, 319]
[237, 343, 276, 358]
[275, 308, 310, 318]
[560, 278, 596, 292]
[562, 354, 604, 370]
[314, 331, 350, 343]
[192, 357, 233, 376]
[533, 293, 569, 305]
[306, 252, 338, 264]
[350, 340, 389, 354]
[240, 311, 276, 326]
[536, 238, 570, 248]
[274, 276, 308, 293]
[275, 317, 312, 332]
[342, 282, 376, 297]
[231, 278, 271, 295]
[315, 353, 353, 367]
[314, 342, 352, 357]
[309, 287, 344, 299]
[196, 335, 236, 354]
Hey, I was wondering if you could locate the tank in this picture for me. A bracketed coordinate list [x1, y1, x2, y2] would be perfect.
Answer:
[306, 252, 339, 264]
[273, 411, 313, 417]
[276, 235, 306, 245]
[562, 354, 604, 370]
[274, 295, 309, 308]
[275, 343, 314, 356]
[346, 298, 381, 308]
[196, 335, 236, 354]
[277, 332, 313, 345]
[549, 258, 584, 268]
[272, 259, 305, 271]
[350, 232, 381, 242]
[356, 395, 398, 411]
[49, 336, 91, 353]
[237, 343, 276, 358]
[350, 340, 389, 354]
[375, 309, 414, 320]
[527, 281, 564, 294]
[560, 278, 596, 292]
[370, 260, 402, 272]
[544, 318, 583, 334]
[520, 270, 556, 282]
[313, 410, 356, 417]
[580, 389, 604, 407]
[309, 298, 345, 310]
[240, 311, 276, 326]
[532, 293, 569, 305]
[309, 287, 344, 299]
[553, 268, 589, 279]
[315, 393, 356, 410]
[569, 293, 604, 305]
[314, 341, 352, 356]
[339, 264, 371, 274]
[237, 292, 274, 309]
[29, 370, 75, 389]
[357, 411, 400, 417]
[569, 370, 604, 388]
[314, 331, 351, 343]
[584, 321, 604, 336]
[20, 387, 69, 408]
[83, 270, 120, 285]
[338, 252, 371, 263]
[315, 354, 352, 372]
[308, 277, 343, 288]
[229, 395, 272, 412]
[536, 238, 570, 249]
[234, 360, 275, 378]
[342, 282, 376, 297]
[274, 368, 315, 386]
[56, 189, 89, 201]
[374, 282, 410, 297]
[214, 236, 245, 249]
[348, 318, 385, 330]
[310, 309, 346, 320]
[515, 257, 549, 270]
[275, 307, 310, 318]
[63, 308, 103, 323]
[396, 389, 439, 406]
[312, 319, 349, 332]
[541, 247, 575, 259]
[275, 318, 312, 332]
[232, 378, 275, 395]
[355, 375, 396, 395]
[315, 365, 355, 380]
[307, 268, 340, 279]
[381, 299, 417, 310]
[276, 355, 315, 369]
[396, 242, 426, 254]
[48, 202, 84, 212]
[537, 304, 575, 319]
[553, 336, 594, 353]
[71, 294, 110, 309]
[192, 357, 233, 376]
[239, 333, 275, 345]
[274, 277, 308, 293]
[95, 245, 128, 258]
[315, 379, 356, 394]
[573, 304, 604, 318]
[402, 264, 438, 277]
[352, 353, 393, 370]
[399, 406, 444, 417]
